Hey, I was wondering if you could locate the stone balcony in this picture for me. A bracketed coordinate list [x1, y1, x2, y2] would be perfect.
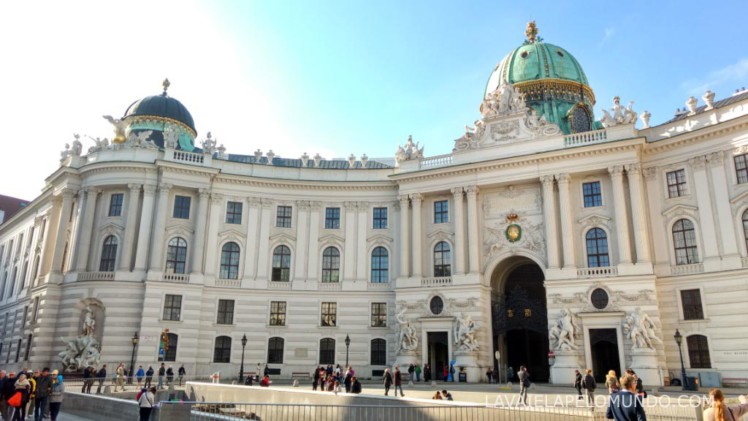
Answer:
[162, 273, 190, 283]
[77, 271, 115, 281]
[576, 266, 618, 278]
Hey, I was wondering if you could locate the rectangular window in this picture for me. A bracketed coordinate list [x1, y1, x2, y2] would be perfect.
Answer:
[735, 153, 748, 184]
[434, 200, 449, 224]
[582, 181, 603, 207]
[680, 289, 704, 320]
[321, 302, 337, 327]
[276, 205, 292, 228]
[162, 294, 182, 321]
[373, 207, 387, 229]
[216, 299, 235, 325]
[666, 170, 688, 198]
[32, 296, 40, 322]
[173, 196, 191, 219]
[325, 207, 340, 229]
[24, 334, 32, 361]
[269, 301, 287, 326]
[371, 303, 387, 327]
[15, 338, 21, 363]
[108, 193, 124, 217]
[225, 201, 243, 224]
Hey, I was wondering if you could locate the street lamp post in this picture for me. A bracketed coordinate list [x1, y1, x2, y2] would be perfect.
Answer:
[239, 334, 248, 384]
[345, 334, 351, 368]
[129, 332, 139, 385]
[674, 329, 687, 391]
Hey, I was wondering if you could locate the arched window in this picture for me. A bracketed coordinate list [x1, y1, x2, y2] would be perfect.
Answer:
[99, 235, 118, 272]
[272, 245, 291, 282]
[220, 242, 240, 279]
[321, 247, 340, 283]
[0, 272, 6, 300]
[31, 255, 40, 287]
[166, 238, 188, 274]
[267, 337, 284, 364]
[433, 241, 451, 277]
[213, 336, 232, 363]
[687, 335, 711, 368]
[319, 338, 335, 365]
[742, 209, 748, 253]
[586, 228, 610, 267]
[371, 247, 388, 283]
[370, 338, 386, 366]
[9, 267, 17, 297]
[672, 219, 698, 265]
[164, 333, 178, 362]
[20, 261, 29, 290]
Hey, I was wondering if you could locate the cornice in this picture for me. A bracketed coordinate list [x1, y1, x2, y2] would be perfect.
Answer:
[213, 173, 397, 192]
[642, 118, 748, 156]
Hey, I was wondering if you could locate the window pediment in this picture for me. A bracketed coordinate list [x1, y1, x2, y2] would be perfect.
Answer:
[367, 233, 393, 244]
[577, 214, 611, 229]
[661, 204, 698, 219]
[270, 232, 296, 243]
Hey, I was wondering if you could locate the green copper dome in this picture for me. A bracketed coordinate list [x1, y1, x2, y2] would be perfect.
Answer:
[484, 22, 600, 134]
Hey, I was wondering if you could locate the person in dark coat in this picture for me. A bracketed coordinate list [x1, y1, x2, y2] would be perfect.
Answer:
[35, 368, 52, 421]
[165, 366, 174, 386]
[95, 365, 107, 394]
[583, 369, 597, 406]
[144, 366, 154, 389]
[517, 366, 530, 405]
[382, 368, 393, 396]
[394, 367, 404, 397]
[574, 370, 583, 399]
[350, 377, 362, 394]
[605, 375, 647, 421]
[344, 371, 352, 394]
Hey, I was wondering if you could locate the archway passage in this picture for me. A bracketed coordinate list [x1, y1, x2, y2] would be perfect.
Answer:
[427, 332, 449, 381]
[590, 328, 621, 383]
[492, 261, 550, 382]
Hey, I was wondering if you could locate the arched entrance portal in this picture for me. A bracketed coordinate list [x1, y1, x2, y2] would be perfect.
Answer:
[491, 258, 549, 382]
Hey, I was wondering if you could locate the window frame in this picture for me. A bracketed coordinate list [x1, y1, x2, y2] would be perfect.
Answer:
[165, 237, 188, 274]
[585, 228, 610, 268]
[321, 302, 337, 327]
[267, 337, 284, 364]
[225, 201, 243, 224]
[219, 242, 240, 280]
[213, 336, 232, 363]
[163, 332, 178, 362]
[582, 181, 603, 208]
[271, 245, 291, 282]
[370, 246, 389, 283]
[276, 205, 292, 228]
[433, 200, 449, 224]
[735, 153, 748, 184]
[373, 207, 388, 229]
[319, 338, 336, 365]
[269, 301, 287, 326]
[370, 338, 387, 366]
[108, 193, 124, 217]
[162, 294, 183, 321]
[99, 235, 118, 272]
[686, 334, 711, 369]
[742, 209, 748, 254]
[321, 247, 340, 283]
[433, 241, 452, 277]
[672, 219, 699, 265]
[216, 299, 235, 325]
[371, 302, 387, 327]
[173, 195, 192, 219]
[324, 207, 341, 229]
[679, 289, 704, 321]
[665, 169, 688, 198]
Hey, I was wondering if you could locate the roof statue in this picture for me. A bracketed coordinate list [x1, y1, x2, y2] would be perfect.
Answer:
[525, 20, 540, 44]
[162, 78, 171, 95]
[600, 96, 638, 127]
[103, 115, 128, 143]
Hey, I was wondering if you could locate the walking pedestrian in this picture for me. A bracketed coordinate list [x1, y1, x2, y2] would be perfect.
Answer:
[517, 366, 530, 405]
[116, 364, 126, 392]
[424, 363, 431, 382]
[34, 368, 52, 421]
[144, 366, 154, 389]
[583, 369, 596, 406]
[12, 373, 31, 421]
[343, 369, 352, 394]
[95, 365, 107, 394]
[136, 366, 145, 388]
[605, 374, 646, 421]
[574, 370, 583, 399]
[486, 367, 493, 384]
[178, 365, 186, 386]
[157, 363, 165, 390]
[383, 368, 393, 396]
[49, 371, 64, 421]
[702, 388, 748, 421]
[394, 366, 404, 397]
[166, 366, 174, 386]
[137, 386, 156, 421]
[408, 364, 415, 383]
[606, 370, 621, 394]
[415, 364, 422, 382]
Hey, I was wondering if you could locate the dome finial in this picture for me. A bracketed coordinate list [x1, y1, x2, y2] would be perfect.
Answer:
[162, 78, 171, 95]
[525, 21, 539, 43]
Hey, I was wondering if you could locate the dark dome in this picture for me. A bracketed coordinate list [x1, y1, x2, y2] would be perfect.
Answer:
[123, 93, 196, 134]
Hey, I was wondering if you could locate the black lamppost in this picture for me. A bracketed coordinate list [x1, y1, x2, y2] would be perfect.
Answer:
[345, 335, 351, 368]
[239, 334, 248, 383]
[674, 329, 687, 391]
[129, 332, 139, 385]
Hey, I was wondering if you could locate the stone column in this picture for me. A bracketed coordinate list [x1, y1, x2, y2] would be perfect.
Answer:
[243, 198, 262, 279]
[307, 202, 321, 281]
[74, 188, 100, 272]
[190, 189, 210, 274]
[203, 194, 223, 277]
[625, 164, 651, 263]
[294, 201, 310, 280]
[255, 199, 273, 279]
[451, 187, 466, 275]
[556, 174, 576, 269]
[356, 202, 368, 280]
[410, 193, 423, 277]
[50, 189, 75, 275]
[68, 190, 86, 271]
[118, 184, 142, 271]
[609, 165, 632, 264]
[540, 176, 560, 269]
[690, 156, 719, 260]
[708, 152, 739, 256]
[134, 185, 157, 272]
[148, 184, 172, 272]
[343, 201, 357, 280]
[398, 195, 410, 278]
[465, 186, 480, 274]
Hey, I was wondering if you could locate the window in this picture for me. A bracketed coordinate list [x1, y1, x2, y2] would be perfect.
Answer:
[164, 333, 178, 362]
[371, 303, 387, 327]
[9, 267, 17, 297]
[213, 336, 232, 363]
[32, 296, 39, 322]
[321, 302, 337, 327]
[0, 273, 6, 301]
[20, 261, 28, 290]
[319, 338, 336, 365]
[24, 334, 32, 361]
[216, 299, 235, 325]
[225, 201, 243, 224]
[433, 241, 451, 277]
[743, 209, 748, 253]
[434, 200, 449, 223]
[267, 337, 284, 364]
[166, 238, 188, 274]
[735, 153, 748, 184]
[162, 294, 182, 321]
[15, 338, 21, 362]
[321, 247, 340, 283]
[272, 245, 291, 282]
[269, 301, 286, 326]
[582, 181, 602, 207]
[370, 339, 387, 365]
[108, 193, 124, 217]
[680, 289, 704, 320]
[585, 228, 610, 267]
[173, 195, 191, 219]
[99, 235, 118, 272]
[429, 296, 444, 315]
[672, 219, 698, 265]
[276, 205, 292, 228]
[370, 247, 389, 283]
[687, 335, 711, 368]
[219, 242, 240, 279]
[324, 207, 340, 229]
[666, 170, 688, 198]
[373, 207, 388, 229]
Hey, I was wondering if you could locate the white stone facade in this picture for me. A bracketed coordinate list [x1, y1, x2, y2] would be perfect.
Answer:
[1, 81, 748, 387]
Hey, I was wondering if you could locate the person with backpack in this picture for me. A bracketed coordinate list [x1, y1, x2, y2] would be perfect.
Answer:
[517, 366, 530, 405]
[144, 366, 154, 389]
[137, 386, 156, 421]
[11, 373, 31, 421]
[583, 369, 597, 406]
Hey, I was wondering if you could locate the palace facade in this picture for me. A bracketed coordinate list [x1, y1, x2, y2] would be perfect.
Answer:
[1, 25, 747, 386]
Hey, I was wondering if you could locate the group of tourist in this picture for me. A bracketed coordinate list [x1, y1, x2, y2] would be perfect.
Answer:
[79, 362, 187, 394]
[311, 364, 361, 395]
[431, 389, 453, 400]
[0, 367, 64, 421]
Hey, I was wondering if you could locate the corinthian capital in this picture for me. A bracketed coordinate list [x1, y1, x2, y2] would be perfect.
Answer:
[608, 165, 625, 176]
[708, 151, 725, 166]
[689, 155, 707, 170]
[540, 175, 554, 186]
[625, 163, 641, 175]
[556, 173, 571, 184]
[451, 187, 464, 198]
[409, 193, 423, 202]
[464, 185, 479, 196]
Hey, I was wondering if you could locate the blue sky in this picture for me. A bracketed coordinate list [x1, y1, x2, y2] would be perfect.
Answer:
[1, 1, 747, 200]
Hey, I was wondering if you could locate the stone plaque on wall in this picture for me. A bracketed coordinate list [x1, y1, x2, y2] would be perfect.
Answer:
[294, 348, 308, 358]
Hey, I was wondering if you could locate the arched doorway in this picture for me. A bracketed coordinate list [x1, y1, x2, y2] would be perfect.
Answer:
[491, 258, 549, 382]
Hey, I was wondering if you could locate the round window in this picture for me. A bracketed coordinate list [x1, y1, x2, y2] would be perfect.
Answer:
[590, 288, 609, 310]
[521, 51, 529, 58]
[430, 296, 444, 315]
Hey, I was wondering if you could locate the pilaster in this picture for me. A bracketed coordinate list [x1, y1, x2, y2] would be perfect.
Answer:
[609, 165, 632, 264]
[465, 186, 480, 274]
[134, 184, 157, 272]
[410, 193, 423, 277]
[625, 164, 651, 264]
[119, 184, 141, 271]
[556, 174, 576, 270]
[191, 189, 211, 275]
[451, 187, 466, 275]
[540, 176, 560, 269]
[74, 188, 100, 272]
[398, 195, 410, 278]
